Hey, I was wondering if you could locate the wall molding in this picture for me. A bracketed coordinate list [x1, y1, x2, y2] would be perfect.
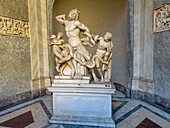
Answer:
[131, 90, 170, 109]
[0, 88, 48, 108]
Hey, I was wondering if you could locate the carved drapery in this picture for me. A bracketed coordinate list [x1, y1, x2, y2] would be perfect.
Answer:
[154, 3, 170, 32]
[0, 16, 29, 37]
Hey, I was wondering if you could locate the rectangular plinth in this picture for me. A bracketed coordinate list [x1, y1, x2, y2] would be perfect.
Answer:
[52, 83, 113, 89]
[54, 75, 91, 84]
[48, 86, 115, 127]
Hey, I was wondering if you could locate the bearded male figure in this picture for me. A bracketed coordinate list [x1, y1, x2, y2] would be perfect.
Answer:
[56, 9, 96, 78]
[56, 8, 95, 62]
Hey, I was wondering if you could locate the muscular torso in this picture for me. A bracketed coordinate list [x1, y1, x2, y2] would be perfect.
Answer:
[65, 20, 81, 47]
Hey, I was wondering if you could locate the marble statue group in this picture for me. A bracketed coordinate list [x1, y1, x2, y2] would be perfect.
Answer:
[48, 9, 116, 127]
[50, 8, 113, 82]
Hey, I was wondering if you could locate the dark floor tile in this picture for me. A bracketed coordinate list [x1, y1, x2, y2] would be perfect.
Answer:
[0, 111, 34, 128]
[136, 118, 162, 128]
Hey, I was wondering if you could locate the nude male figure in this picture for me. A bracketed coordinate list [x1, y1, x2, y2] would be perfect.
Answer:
[50, 32, 75, 78]
[92, 32, 113, 82]
[56, 8, 95, 62]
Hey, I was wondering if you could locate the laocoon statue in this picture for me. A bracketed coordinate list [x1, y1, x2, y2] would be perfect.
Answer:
[50, 8, 113, 82]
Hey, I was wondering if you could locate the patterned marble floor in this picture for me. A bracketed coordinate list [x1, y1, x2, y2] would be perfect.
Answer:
[0, 91, 169, 128]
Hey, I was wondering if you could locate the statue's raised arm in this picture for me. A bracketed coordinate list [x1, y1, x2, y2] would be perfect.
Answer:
[56, 14, 66, 25]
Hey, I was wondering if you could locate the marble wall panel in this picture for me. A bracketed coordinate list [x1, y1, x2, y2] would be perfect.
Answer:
[0, 35, 31, 102]
[153, 0, 170, 108]
[153, 31, 170, 102]
[0, 0, 31, 107]
[0, 0, 28, 21]
[153, 0, 170, 103]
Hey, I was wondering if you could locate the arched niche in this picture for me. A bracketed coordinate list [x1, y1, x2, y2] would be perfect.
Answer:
[29, 0, 155, 101]
[49, 0, 128, 89]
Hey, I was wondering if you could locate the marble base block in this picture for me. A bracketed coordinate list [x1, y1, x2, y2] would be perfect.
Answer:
[53, 75, 91, 84]
[48, 84, 116, 127]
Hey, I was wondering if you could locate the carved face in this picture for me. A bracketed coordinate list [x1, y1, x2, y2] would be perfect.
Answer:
[104, 32, 112, 41]
[68, 9, 80, 20]
[57, 32, 64, 39]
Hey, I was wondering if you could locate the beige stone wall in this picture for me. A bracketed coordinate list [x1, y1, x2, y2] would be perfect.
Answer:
[0, 0, 31, 107]
[52, 0, 128, 87]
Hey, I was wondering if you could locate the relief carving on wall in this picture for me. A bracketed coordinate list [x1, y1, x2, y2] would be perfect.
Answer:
[154, 3, 170, 32]
[0, 16, 29, 37]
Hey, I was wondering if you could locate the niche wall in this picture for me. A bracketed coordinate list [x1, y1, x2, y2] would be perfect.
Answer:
[52, 0, 128, 88]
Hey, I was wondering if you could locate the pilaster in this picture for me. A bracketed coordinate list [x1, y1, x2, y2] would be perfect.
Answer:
[28, 0, 51, 90]
[132, 0, 154, 95]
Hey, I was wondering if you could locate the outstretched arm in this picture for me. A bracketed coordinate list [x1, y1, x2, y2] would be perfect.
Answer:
[55, 14, 66, 25]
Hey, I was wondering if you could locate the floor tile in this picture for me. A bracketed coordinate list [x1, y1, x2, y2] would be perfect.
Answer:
[0, 91, 169, 128]
[136, 118, 162, 128]
[0, 111, 34, 128]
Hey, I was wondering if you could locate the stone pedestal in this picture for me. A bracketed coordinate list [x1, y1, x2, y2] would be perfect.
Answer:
[48, 83, 116, 127]
[54, 75, 91, 84]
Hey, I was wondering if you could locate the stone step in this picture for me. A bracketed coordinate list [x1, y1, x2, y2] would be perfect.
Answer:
[49, 115, 115, 127]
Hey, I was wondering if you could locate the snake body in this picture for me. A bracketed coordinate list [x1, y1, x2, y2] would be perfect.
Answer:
[74, 53, 108, 69]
